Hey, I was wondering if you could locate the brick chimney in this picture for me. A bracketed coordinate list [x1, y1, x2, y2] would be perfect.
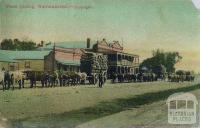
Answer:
[87, 38, 90, 48]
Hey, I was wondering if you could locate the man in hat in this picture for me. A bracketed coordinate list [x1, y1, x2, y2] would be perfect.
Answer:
[98, 71, 103, 88]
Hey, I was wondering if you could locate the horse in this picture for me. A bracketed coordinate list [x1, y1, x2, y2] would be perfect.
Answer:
[78, 72, 87, 85]
[11, 71, 26, 89]
[72, 72, 81, 85]
[131, 74, 137, 82]
[49, 71, 60, 87]
[88, 73, 99, 85]
[46, 72, 59, 87]
[117, 74, 123, 83]
[62, 73, 70, 86]
[137, 73, 143, 82]
[54, 71, 59, 86]
[0, 71, 5, 91]
[3, 71, 12, 90]
[124, 73, 132, 83]
[111, 72, 117, 83]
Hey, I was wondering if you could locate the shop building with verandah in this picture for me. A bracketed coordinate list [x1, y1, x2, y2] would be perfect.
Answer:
[0, 50, 50, 72]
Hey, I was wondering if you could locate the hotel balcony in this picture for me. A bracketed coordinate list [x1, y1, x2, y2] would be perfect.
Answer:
[108, 59, 139, 67]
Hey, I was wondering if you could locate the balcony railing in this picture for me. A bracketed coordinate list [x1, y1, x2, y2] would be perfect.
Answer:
[108, 60, 139, 66]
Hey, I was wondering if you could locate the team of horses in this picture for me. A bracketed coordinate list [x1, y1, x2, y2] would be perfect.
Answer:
[0, 70, 196, 91]
[38, 72, 106, 87]
[24, 71, 89, 88]
[0, 70, 90, 90]
[111, 72, 195, 83]
[111, 72, 158, 83]
[168, 74, 195, 82]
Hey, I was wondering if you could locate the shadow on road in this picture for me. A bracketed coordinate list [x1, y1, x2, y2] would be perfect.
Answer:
[11, 84, 200, 128]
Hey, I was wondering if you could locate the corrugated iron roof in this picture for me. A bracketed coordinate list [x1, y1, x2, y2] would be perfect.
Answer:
[44, 41, 86, 50]
[0, 50, 51, 60]
[38, 41, 96, 50]
[0, 52, 17, 62]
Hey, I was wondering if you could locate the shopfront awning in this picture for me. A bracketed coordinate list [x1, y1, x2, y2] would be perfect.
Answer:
[56, 59, 80, 66]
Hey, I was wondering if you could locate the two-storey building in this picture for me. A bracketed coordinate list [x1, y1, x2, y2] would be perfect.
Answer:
[92, 39, 139, 77]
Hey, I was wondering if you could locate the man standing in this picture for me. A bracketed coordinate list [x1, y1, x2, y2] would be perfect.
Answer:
[112, 72, 117, 83]
[30, 72, 34, 88]
[10, 73, 14, 90]
[98, 72, 103, 88]
[41, 72, 45, 88]
[30, 72, 36, 88]
[4, 71, 10, 90]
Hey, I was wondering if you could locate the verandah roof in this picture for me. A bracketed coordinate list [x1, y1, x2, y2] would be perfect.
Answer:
[56, 59, 80, 66]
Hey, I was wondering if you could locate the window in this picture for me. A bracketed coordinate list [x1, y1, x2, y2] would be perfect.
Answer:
[187, 100, 194, 109]
[170, 100, 176, 109]
[77, 66, 80, 72]
[118, 54, 122, 61]
[9, 64, 15, 71]
[177, 100, 186, 109]
[108, 54, 117, 61]
[135, 57, 138, 63]
[25, 61, 30, 68]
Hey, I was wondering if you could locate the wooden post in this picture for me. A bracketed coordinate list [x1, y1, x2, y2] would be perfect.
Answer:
[73, 48, 75, 61]
[52, 43, 56, 73]
[18, 62, 19, 71]
[116, 53, 118, 73]
[7, 63, 9, 71]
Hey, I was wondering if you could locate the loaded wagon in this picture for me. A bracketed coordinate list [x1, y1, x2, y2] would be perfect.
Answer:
[80, 52, 108, 84]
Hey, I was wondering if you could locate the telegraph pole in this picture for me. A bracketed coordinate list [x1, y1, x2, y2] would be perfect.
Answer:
[52, 43, 55, 72]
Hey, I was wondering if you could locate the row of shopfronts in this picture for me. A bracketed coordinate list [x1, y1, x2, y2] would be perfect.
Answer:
[0, 38, 140, 76]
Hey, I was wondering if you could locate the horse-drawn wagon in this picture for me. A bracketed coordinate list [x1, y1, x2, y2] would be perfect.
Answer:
[80, 52, 108, 84]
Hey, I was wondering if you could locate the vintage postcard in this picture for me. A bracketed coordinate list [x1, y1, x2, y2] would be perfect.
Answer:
[0, 0, 200, 128]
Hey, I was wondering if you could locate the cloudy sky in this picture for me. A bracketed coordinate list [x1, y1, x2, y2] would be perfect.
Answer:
[0, 0, 200, 72]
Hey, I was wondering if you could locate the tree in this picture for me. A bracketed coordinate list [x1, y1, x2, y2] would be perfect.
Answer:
[165, 52, 182, 73]
[140, 49, 182, 75]
[1, 39, 14, 50]
[1, 38, 37, 50]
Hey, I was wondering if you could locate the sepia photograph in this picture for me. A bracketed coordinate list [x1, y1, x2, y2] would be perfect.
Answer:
[0, 0, 200, 128]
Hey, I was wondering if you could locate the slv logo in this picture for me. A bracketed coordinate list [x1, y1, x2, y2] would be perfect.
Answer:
[166, 92, 198, 124]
